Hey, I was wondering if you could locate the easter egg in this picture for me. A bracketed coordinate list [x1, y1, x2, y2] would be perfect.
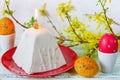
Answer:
[99, 33, 118, 53]
[74, 56, 99, 78]
[0, 17, 15, 35]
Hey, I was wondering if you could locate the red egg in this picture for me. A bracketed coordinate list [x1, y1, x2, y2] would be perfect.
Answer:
[99, 33, 118, 54]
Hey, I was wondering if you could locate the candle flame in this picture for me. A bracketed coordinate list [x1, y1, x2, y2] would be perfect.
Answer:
[35, 8, 38, 20]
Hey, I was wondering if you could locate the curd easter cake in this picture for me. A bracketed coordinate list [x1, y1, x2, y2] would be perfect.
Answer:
[13, 28, 66, 74]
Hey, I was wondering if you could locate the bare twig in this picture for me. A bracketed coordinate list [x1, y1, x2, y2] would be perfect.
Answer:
[46, 15, 64, 37]
[56, 36, 88, 43]
[67, 44, 79, 47]
[112, 20, 120, 26]
[5, 0, 28, 29]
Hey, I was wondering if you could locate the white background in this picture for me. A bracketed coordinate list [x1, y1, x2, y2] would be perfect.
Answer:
[0, 0, 120, 40]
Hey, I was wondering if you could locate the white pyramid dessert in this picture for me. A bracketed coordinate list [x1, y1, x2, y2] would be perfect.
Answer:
[13, 28, 66, 74]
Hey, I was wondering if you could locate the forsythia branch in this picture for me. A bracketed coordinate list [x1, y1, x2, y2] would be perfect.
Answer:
[85, 13, 120, 26]
[65, 13, 88, 43]
[99, 1, 115, 34]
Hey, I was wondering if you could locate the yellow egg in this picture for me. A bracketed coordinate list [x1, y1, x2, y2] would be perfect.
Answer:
[74, 56, 99, 78]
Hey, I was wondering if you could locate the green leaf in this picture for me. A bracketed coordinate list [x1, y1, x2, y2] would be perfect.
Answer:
[2, 10, 14, 16]
[105, 7, 109, 12]
[5, 0, 10, 5]
[98, 0, 101, 2]
[24, 17, 35, 28]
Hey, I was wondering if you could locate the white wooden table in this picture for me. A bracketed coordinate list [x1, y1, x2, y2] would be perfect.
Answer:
[0, 47, 120, 80]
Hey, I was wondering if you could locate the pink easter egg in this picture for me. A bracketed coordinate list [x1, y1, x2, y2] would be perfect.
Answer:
[99, 33, 118, 54]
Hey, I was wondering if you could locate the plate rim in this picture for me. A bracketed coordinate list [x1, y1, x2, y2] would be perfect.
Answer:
[1, 44, 78, 77]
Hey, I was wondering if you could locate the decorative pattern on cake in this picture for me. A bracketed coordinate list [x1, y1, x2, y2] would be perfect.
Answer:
[13, 28, 66, 74]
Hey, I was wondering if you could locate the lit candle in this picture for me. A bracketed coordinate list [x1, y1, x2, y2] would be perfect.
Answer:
[34, 8, 39, 29]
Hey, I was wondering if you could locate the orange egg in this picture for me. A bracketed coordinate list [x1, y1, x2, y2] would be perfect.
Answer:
[0, 17, 15, 35]
[74, 56, 99, 78]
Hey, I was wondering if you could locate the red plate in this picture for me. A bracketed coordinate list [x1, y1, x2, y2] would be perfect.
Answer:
[1, 45, 78, 77]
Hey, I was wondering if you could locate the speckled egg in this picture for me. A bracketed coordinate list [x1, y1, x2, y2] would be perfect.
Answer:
[99, 33, 118, 54]
[74, 56, 99, 78]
